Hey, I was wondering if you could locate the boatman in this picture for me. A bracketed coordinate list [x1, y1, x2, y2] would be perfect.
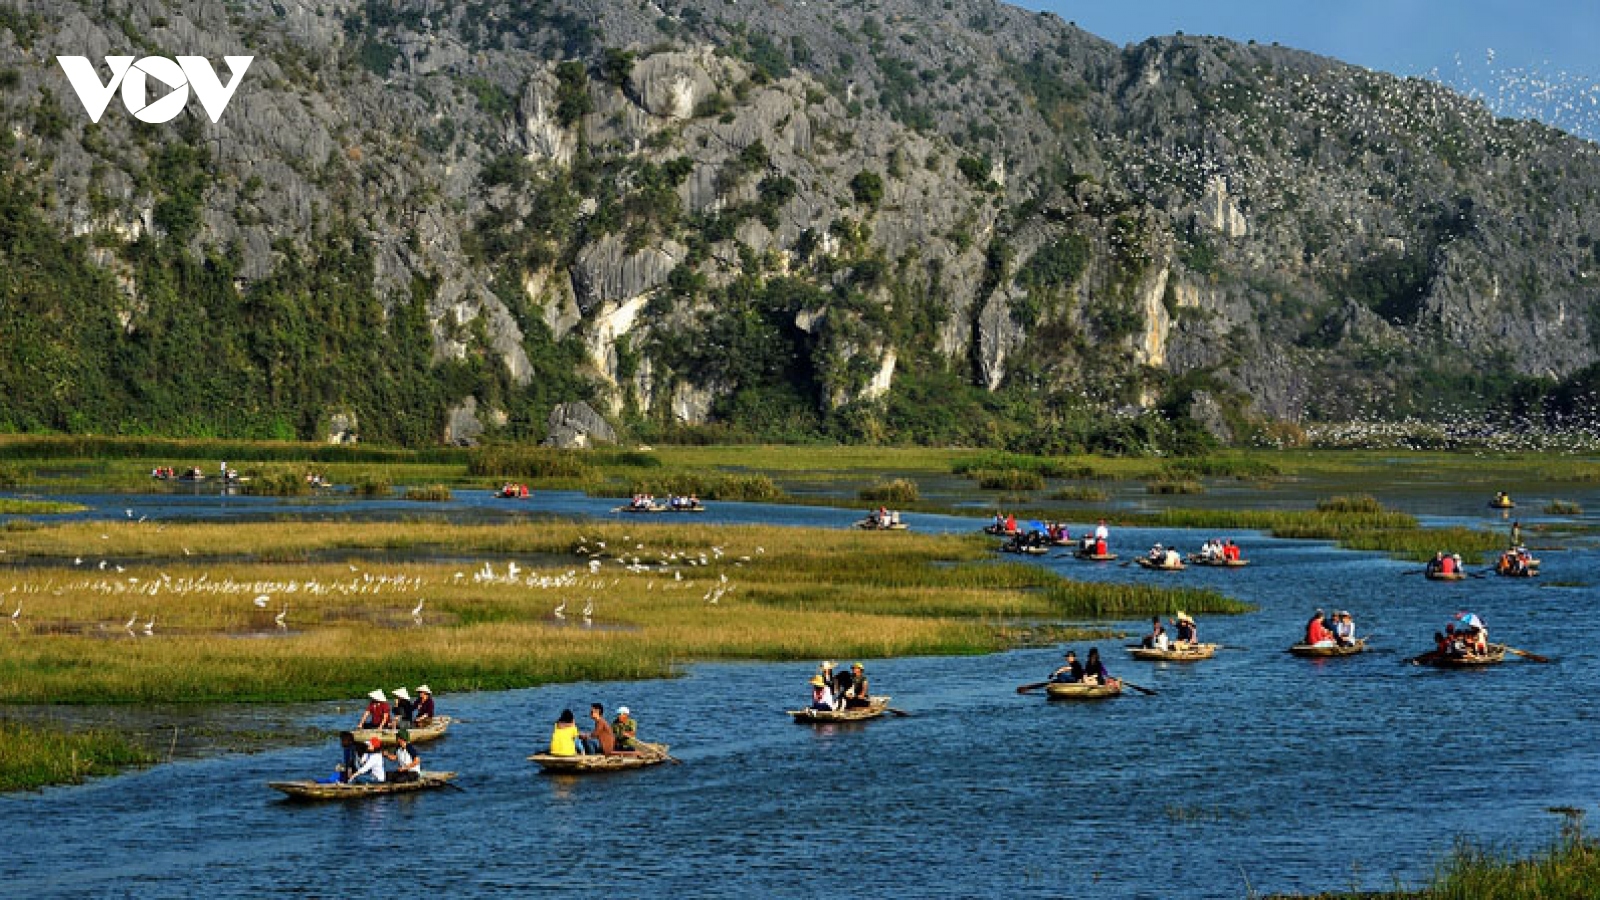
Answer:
[612, 706, 640, 755]
[842, 663, 871, 708]
[1050, 650, 1085, 684]
[385, 730, 422, 783]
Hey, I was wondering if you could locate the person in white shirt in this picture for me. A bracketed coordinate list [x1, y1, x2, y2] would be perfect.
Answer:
[350, 737, 387, 783]
[385, 731, 423, 782]
[1094, 520, 1109, 542]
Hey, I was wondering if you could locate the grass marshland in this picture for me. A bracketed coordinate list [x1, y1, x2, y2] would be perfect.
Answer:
[1267, 822, 1600, 899]
[0, 520, 1251, 705]
[0, 720, 154, 791]
[858, 478, 921, 504]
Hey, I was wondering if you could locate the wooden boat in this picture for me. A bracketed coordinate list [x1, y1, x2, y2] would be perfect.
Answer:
[495, 488, 530, 499]
[1044, 681, 1122, 700]
[1413, 645, 1507, 668]
[1126, 643, 1216, 661]
[269, 771, 458, 800]
[1074, 552, 1118, 562]
[616, 504, 665, 514]
[982, 524, 1017, 536]
[1186, 556, 1249, 568]
[1135, 557, 1186, 571]
[1496, 567, 1539, 578]
[1489, 499, 1515, 509]
[663, 505, 706, 513]
[789, 697, 891, 722]
[1424, 571, 1468, 581]
[351, 716, 453, 746]
[528, 742, 672, 772]
[1288, 639, 1367, 658]
[1000, 544, 1050, 556]
[854, 520, 908, 531]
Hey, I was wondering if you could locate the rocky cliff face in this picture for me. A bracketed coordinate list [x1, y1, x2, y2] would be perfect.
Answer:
[2, 0, 1597, 445]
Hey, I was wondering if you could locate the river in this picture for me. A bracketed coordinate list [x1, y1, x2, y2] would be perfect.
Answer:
[1, 488, 1597, 897]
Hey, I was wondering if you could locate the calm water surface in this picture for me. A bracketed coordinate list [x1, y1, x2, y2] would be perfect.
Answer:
[2, 493, 1598, 897]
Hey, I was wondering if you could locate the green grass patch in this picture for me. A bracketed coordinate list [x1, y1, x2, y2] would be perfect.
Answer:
[0, 498, 87, 514]
[1544, 499, 1583, 515]
[858, 478, 920, 504]
[615, 473, 785, 502]
[971, 468, 1046, 491]
[0, 720, 154, 791]
[240, 471, 312, 497]
[403, 484, 453, 502]
[1049, 485, 1110, 502]
[351, 474, 392, 497]
[1146, 478, 1205, 495]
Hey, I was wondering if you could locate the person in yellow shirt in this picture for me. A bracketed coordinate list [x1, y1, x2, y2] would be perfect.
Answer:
[549, 709, 583, 756]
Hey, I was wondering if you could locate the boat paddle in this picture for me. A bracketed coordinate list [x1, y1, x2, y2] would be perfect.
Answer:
[886, 707, 912, 717]
[1503, 646, 1553, 663]
[1015, 681, 1050, 694]
[1119, 680, 1158, 696]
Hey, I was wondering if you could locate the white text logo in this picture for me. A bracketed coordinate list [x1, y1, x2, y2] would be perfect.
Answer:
[56, 56, 253, 123]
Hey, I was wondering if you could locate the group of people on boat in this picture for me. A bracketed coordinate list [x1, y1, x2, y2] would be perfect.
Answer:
[1145, 543, 1184, 568]
[305, 472, 331, 488]
[1048, 647, 1114, 685]
[626, 493, 661, 510]
[1141, 611, 1199, 650]
[1194, 539, 1242, 563]
[498, 482, 531, 498]
[866, 507, 903, 528]
[1073, 520, 1113, 556]
[1425, 552, 1466, 576]
[1492, 491, 1514, 508]
[329, 729, 424, 784]
[806, 660, 873, 710]
[152, 466, 209, 480]
[1495, 546, 1537, 576]
[1419, 614, 1492, 661]
[1303, 609, 1358, 647]
[548, 703, 642, 757]
[357, 685, 437, 731]
[666, 494, 703, 510]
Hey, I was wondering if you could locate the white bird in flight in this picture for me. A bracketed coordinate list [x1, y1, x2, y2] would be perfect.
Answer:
[274, 606, 288, 628]
[254, 594, 271, 607]
[553, 600, 566, 620]
[411, 598, 425, 617]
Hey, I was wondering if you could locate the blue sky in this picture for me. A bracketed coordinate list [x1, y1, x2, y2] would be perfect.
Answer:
[1017, 1, 1600, 137]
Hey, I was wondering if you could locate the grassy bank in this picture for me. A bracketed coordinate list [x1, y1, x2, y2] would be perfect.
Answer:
[0, 720, 154, 791]
[1268, 823, 1600, 899]
[0, 520, 1251, 705]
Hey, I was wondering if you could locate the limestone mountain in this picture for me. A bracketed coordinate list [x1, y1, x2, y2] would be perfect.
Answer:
[3, 0, 1598, 449]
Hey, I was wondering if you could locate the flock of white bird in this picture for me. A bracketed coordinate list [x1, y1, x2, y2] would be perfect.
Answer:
[0, 528, 753, 637]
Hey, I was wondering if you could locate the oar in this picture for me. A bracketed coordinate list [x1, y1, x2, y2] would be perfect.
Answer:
[1119, 680, 1157, 696]
[1016, 681, 1050, 694]
[432, 775, 467, 793]
[1400, 570, 1425, 576]
[886, 707, 912, 717]
[1504, 646, 1553, 663]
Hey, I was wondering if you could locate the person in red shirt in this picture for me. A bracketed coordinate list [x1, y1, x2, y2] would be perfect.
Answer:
[1305, 609, 1334, 645]
[357, 690, 393, 730]
[1439, 554, 1456, 575]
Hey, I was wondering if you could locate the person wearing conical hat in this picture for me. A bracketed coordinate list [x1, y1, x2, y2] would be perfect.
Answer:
[808, 675, 835, 712]
[841, 663, 872, 709]
[357, 689, 393, 731]
[412, 685, 435, 727]
[391, 687, 415, 727]
[1171, 611, 1197, 647]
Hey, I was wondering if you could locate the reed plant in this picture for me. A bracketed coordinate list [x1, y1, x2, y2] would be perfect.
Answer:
[351, 474, 392, 497]
[971, 468, 1046, 491]
[0, 720, 154, 791]
[1049, 486, 1110, 502]
[1145, 478, 1205, 495]
[241, 471, 312, 497]
[1544, 499, 1583, 515]
[403, 484, 453, 502]
[858, 478, 920, 504]
[618, 473, 785, 501]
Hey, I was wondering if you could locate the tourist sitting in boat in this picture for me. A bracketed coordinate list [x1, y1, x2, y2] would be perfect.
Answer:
[1007, 514, 1019, 534]
[1438, 553, 1458, 576]
[1141, 616, 1169, 650]
[1305, 609, 1335, 646]
[1172, 611, 1197, 647]
[1094, 535, 1108, 556]
[357, 690, 393, 730]
[808, 676, 835, 711]
[1163, 546, 1183, 568]
[1223, 540, 1241, 562]
[1333, 611, 1356, 646]
[1082, 648, 1113, 685]
[549, 709, 583, 757]
[337, 730, 360, 782]
[579, 703, 615, 756]
[1147, 543, 1166, 562]
[385, 730, 422, 783]
[351, 737, 388, 783]
[1051, 650, 1085, 683]
[841, 663, 872, 708]
[412, 685, 435, 726]
[391, 687, 415, 727]
[612, 706, 638, 752]
[1079, 534, 1096, 554]
[828, 659, 853, 700]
